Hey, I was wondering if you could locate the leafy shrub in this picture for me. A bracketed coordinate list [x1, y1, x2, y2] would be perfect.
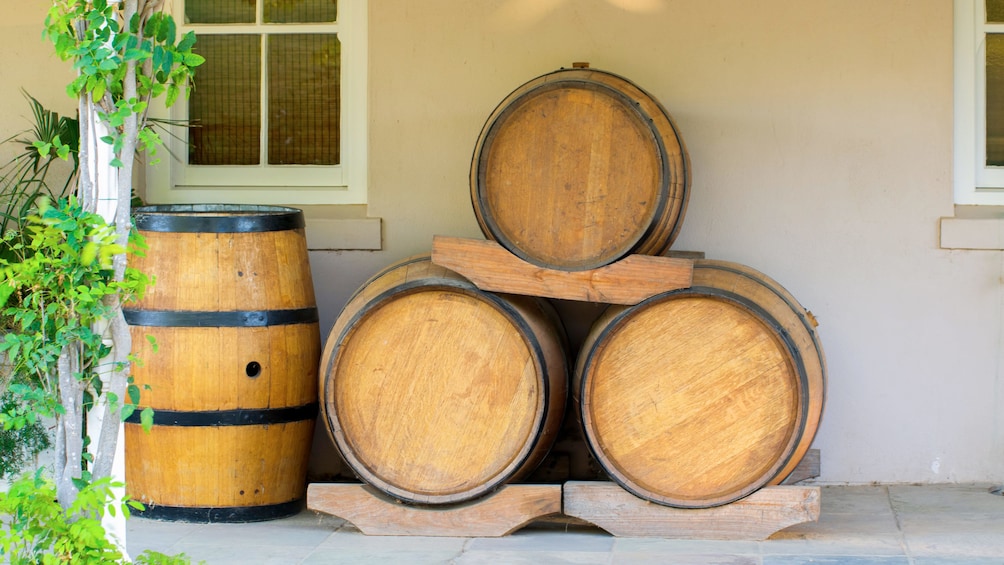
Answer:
[0, 471, 197, 564]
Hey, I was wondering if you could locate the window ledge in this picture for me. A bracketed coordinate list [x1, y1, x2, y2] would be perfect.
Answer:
[298, 205, 382, 251]
[940, 205, 1004, 249]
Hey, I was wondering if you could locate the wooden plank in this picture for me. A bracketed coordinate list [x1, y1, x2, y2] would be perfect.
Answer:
[307, 483, 561, 537]
[781, 448, 821, 485]
[431, 236, 693, 305]
[562, 482, 820, 540]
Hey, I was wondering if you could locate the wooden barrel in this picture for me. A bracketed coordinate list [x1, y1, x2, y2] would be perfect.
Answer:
[319, 257, 567, 505]
[470, 66, 690, 271]
[123, 204, 320, 522]
[574, 260, 826, 508]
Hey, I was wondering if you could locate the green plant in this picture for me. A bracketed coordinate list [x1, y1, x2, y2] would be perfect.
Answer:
[0, 1, 200, 561]
[0, 93, 80, 262]
[36, 0, 202, 502]
[0, 196, 152, 504]
[0, 470, 196, 564]
[0, 389, 50, 480]
[44, 0, 203, 169]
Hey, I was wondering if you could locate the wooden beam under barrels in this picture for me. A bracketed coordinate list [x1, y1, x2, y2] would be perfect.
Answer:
[562, 482, 821, 540]
[307, 483, 562, 537]
[431, 236, 693, 305]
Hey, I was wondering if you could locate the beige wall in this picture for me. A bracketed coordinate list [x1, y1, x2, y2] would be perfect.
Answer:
[4, 1, 1000, 484]
[0, 3, 76, 165]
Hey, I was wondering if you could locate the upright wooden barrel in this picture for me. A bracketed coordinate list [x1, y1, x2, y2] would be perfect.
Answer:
[470, 66, 690, 271]
[320, 257, 567, 505]
[123, 204, 320, 522]
[575, 260, 826, 508]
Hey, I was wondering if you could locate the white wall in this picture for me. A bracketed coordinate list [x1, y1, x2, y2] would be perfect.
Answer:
[5, 0, 1000, 484]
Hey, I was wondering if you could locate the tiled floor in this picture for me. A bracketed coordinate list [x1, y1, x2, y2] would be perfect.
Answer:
[126, 484, 1004, 565]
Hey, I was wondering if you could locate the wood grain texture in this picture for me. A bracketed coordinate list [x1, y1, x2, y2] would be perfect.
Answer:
[470, 67, 690, 271]
[574, 260, 826, 508]
[562, 482, 820, 540]
[431, 236, 693, 304]
[307, 483, 561, 537]
[319, 257, 567, 505]
[128, 229, 317, 312]
[125, 207, 319, 514]
[126, 421, 314, 508]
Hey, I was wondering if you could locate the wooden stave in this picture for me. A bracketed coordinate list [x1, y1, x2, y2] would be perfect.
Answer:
[573, 259, 825, 508]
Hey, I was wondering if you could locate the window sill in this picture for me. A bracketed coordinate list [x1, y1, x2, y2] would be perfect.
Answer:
[939, 205, 1004, 250]
[298, 205, 382, 251]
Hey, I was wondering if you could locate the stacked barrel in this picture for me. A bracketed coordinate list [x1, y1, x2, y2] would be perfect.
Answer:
[318, 258, 567, 505]
[319, 65, 826, 510]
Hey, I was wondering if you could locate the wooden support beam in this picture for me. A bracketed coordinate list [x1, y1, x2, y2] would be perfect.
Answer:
[781, 448, 821, 485]
[562, 482, 820, 540]
[307, 483, 561, 537]
[431, 236, 693, 305]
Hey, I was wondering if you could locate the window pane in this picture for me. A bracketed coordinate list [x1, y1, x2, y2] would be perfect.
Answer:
[989, 0, 1004, 23]
[265, 0, 337, 23]
[186, 0, 255, 24]
[189, 35, 262, 165]
[988, 34, 1004, 165]
[267, 34, 340, 165]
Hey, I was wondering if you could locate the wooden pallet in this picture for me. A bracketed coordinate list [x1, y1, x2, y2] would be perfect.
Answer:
[563, 482, 821, 540]
[306, 483, 561, 537]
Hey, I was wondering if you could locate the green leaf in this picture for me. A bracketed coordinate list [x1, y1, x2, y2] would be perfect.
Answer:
[32, 140, 53, 157]
[80, 241, 98, 266]
[164, 17, 176, 45]
[124, 48, 148, 61]
[0, 281, 14, 308]
[183, 52, 206, 67]
[127, 383, 141, 405]
[140, 407, 154, 431]
[160, 49, 174, 78]
[165, 83, 179, 108]
[92, 78, 107, 101]
[178, 31, 197, 52]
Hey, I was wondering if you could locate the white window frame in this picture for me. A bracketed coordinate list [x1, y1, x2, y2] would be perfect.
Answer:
[955, 0, 1004, 204]
[145, 0, 367, 206]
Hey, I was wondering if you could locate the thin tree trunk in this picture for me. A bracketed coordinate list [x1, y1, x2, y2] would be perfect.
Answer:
[89, 0, 139, 484]
[55, 346, 83, 509]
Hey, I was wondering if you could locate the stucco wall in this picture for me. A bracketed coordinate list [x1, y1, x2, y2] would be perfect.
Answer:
[0, 4, 76, 167]
[3, 0, 1000, 485]
[356, 0, 1001, 484]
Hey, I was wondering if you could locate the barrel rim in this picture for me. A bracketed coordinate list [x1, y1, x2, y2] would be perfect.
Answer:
[122, 307, 319, 327]
[123, 402, 319, 427]
[132, 499, 303, 523]
[323, 279, 555, 505]
[133, 204, 305, 233]
[693, 260, 828, 484]
[470, 69, 673, 271]
[578, 286, 810, 508]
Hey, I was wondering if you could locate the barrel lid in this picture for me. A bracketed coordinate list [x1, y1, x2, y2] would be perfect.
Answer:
[133, 204, 305, 233]
[579, 288, 807, 508]
[470, 67, 689, 271]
